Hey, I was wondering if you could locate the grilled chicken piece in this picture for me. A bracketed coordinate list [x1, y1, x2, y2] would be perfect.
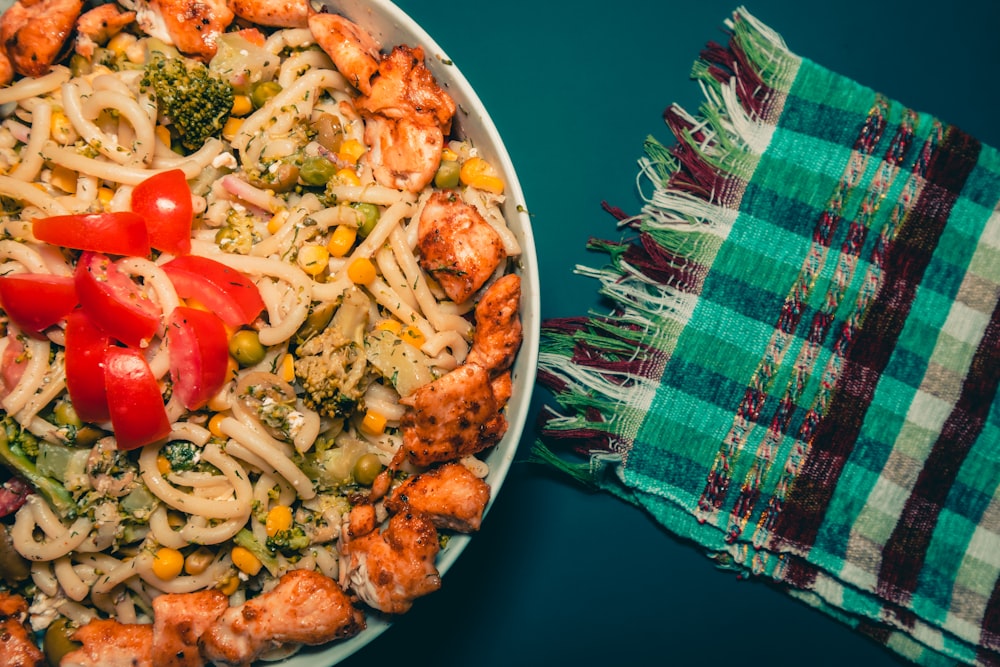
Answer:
[364, 113, 445, 194]
[199, 569, 365, 666]
[356, 45, 455, 131]
[397, 362, 507, 467]
[309, 12, 380, 94]
[417, 192, 507, 305]
[0, 0, 83, 78]
[0, 593, 44, 667]
[134, 0, 234, 61]
[75, 3, 136, 58]
[228, 0, 307, 28]
[340, 511, 440, 614]
[385, 462, 491, 533]
[0, 49, 10, 87]
[345, 502, 378, 539]
[152, 589, 228, 667]
[466, 274, 522, 376]
[62, 619, 153, 667]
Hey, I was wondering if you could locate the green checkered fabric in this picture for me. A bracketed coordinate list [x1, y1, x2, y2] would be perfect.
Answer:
[535, 8, 1000, 665]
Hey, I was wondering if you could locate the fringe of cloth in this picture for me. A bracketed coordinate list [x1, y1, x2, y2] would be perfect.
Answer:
[535, 6, 797, 463]
[533, 7, 1000, 666]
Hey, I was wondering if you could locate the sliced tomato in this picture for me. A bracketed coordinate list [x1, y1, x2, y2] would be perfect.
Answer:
[74, 252, 162, 348]
[131, 170, 193, 256]
[33, 212, 150, 257]
[166, 306, 229, 411]
[103, 346, 171, 450]
[161, 256, 265, 329]
[64, 308, 112, 422]
[0, 274, 78, 335]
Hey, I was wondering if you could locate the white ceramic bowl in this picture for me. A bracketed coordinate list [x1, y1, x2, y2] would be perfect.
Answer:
[280, 1, 539, 664]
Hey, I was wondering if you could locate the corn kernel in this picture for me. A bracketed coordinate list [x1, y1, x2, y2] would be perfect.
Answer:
[265, 505, 293, 537]
[49, 164, 77, 194]
[231, 94, 253, 117]
[97, 187, 115, 210]
[208, 413, 227, 439]
[401, 326, 426, 348]
[297, 244, 329, 276]
[338, 139, 365, 165]
[207, 385, 231, 412]
[225, 354, 239, 380]
[218, 576, 240, 596]
[267, 208, 289, 235]
[49, 109, 74, 144]
[231, 546, 262, 576]
[156, 455, 171, 475]
[154, 124, 172, 150]
[346, 257, 376, 284]
[441, 147, 458, 162]
[360, 409, 387, 435]
[335, 167, 361, 186]
[152, 547, 184, 580]
[184, 546, 214, 576]
[222, 117, 244, 142]
[374, 319, 402, 335]
[326, 225, 357, 258]
[107, 31, 137, 56]
[278, 353, 295, 383]
[459, 156, 504, 194]
[207, 359, 236, 411]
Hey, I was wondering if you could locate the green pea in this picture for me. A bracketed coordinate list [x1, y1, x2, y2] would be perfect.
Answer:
[434, 159, 461, 189]
[313, 113, 344, 153]
[353, 453, 383, 486]
[250, 80, 283, 109]
[69, 53, 93, 78]
[229, 329, 266, 367]
[299, 155, 338, 186]
[44, 618, 81, 666]
[351, 202, 380, 237]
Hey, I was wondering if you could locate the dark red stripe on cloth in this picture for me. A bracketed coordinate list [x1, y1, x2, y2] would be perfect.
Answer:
[982, 572, 1000, 659]
[876, 297, 1000, 606]
[770, 125, 982, 553]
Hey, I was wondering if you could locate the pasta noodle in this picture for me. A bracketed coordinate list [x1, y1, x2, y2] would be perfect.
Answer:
[0, 3, 523, 654]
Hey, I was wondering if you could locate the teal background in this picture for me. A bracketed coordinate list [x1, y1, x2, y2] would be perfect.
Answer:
[338, 2, 1000, 666]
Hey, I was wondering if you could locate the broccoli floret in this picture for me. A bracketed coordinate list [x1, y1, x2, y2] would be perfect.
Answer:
[266, 525, 310, 556]
[140, 52, 234, 153]
[0, 419, 76, 519]
[161, 440, 200, 472]
[233, 528, 279, 576]
[294, 287, 372, 420]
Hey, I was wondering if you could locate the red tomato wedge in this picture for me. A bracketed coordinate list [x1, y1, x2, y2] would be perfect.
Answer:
[166, 306, 229, 411]
[103, 346, 171, 450]
[131, 170, 193, 256]
[64, 309, 112, 422]
[74, 252, 162, 348]
[33, 212, 151, 257]
[161, 256, 265, 329]
[0, 274, 78, 334]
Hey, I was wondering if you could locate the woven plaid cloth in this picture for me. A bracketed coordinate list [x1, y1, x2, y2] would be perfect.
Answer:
[534, 7, 1000, 665]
